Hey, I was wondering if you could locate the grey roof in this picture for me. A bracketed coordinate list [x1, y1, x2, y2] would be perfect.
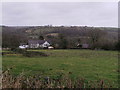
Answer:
[20, 43, 27, 45]
[28, 40, 45, 44]
[28, 40, 51, 45]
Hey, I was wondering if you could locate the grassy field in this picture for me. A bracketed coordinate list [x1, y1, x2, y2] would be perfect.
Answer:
[2, 49, 118, 87]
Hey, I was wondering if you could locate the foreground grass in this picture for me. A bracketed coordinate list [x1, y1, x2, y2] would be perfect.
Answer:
[3, 69, 114, 88]
[2, 49, 118, 87]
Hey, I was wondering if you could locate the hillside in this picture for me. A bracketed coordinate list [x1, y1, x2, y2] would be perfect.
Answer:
[2, 26, 118, 49]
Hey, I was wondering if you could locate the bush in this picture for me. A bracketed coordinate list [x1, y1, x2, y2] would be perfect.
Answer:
[2, 52, 17, 56]
[11, 48, 26, 53]
[2, 69, 115, 88]
[22, 51, 48, 57]
[115, 41, 120, 51]
[10, 48, 48, 57]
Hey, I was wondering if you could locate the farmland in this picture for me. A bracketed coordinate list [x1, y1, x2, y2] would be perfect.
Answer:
[2, 49, 119, 87]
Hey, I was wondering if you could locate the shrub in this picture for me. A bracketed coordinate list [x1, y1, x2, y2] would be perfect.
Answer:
[2, 52, 16, 56]
[22, 51, 48, 57]
[6, 48, 48, 57]
[115, 41, 120, 51]
[11, 48, 26, 53]
[2, 69, 115, 88]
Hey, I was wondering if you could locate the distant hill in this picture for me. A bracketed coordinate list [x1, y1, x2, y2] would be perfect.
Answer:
[2, 25, 118, 49]
[2, 25, 118, 38]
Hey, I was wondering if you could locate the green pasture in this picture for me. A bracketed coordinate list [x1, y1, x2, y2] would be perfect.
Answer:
[2, 49, 119, 87]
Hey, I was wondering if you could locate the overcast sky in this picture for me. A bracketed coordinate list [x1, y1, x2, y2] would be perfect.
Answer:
[2, 2, 118, 27]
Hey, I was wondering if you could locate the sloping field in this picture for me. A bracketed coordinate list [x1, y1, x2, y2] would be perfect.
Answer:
[2, 49, 118, 87]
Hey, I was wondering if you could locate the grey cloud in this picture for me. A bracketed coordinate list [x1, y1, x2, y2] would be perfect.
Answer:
[2, 2, 118, 27]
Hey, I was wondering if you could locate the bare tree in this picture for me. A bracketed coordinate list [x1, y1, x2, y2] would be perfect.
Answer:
[88, 28, 106, 49]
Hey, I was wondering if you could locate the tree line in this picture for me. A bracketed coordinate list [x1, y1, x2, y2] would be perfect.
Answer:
[2, 26, 119, 50]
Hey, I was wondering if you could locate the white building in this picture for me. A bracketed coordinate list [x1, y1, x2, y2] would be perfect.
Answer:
[28, 40, 51, 48]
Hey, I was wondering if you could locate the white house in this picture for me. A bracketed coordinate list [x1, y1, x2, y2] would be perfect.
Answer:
[28, 40, 51, 48]
[19, 44, 29, 49]
[48, 46, 54, 49]
[42, 41, 50, 48]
